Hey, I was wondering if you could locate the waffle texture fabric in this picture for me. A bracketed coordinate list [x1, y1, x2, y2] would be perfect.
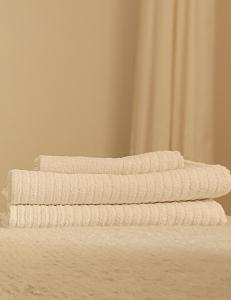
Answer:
[5, 162, 231, 205]
[34, 151, 184, 174]
[8, 200, 227, 227]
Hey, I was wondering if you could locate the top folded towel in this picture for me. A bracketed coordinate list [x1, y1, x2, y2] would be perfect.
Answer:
[33, 151, 184, 174]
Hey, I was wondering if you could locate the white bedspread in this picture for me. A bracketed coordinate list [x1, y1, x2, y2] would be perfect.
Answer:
[0, 218, 231, 300]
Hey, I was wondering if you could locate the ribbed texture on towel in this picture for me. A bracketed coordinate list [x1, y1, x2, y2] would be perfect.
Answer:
[9, 200, 227, 227]
[7, 163, 231, 205]
[33, 151, 184, 174]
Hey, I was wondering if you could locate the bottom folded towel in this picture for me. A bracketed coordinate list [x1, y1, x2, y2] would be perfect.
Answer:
[8, 200, 227, 227]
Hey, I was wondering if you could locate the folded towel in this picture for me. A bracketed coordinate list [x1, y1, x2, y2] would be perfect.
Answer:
[8, 200, 227, 227]
[33, 151, 184, 174]
[5, 163, 231, 205]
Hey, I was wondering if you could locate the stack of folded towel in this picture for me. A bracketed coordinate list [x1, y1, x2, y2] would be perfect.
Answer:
[2, 151, 231, 227]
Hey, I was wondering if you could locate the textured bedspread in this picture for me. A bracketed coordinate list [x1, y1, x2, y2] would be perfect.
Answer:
[0, 219, 231, 300]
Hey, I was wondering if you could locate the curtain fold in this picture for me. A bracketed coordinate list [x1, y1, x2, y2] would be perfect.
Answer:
[130, 0, 215, 162]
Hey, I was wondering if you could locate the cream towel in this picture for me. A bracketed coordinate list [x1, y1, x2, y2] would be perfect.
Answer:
[5, 163, 231, 205]
[8, 200, 227, 227]
[33, 151, 184, 174]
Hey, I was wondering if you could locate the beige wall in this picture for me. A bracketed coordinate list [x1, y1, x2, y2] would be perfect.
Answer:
[215, 0, 231, 214]
[0, 0, 139, 209]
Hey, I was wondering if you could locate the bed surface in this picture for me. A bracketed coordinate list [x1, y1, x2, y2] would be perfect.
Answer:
[0, 218, 231, 300]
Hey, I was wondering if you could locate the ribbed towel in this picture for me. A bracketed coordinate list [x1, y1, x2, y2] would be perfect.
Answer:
[8, 200, 227, 227]
[5, 162, 231, 205]
[33, 151, 184, 174]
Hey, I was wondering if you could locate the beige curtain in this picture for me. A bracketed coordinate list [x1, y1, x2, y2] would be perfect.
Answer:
[130, 0, 215, 162]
